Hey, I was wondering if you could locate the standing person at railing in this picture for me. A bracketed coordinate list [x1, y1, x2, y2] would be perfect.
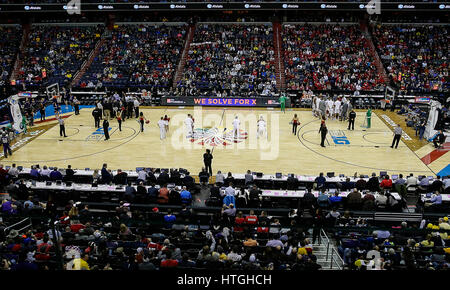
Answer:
[312, 208, 325, 244]
[39, 103, 46, 121]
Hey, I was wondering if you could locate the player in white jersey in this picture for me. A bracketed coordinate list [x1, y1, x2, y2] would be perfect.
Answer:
[185, 114, 193, 137]
[257, 116, 267, 139]
[232, 116, 240, 139]
[312, 95, 317, 117]
[326, 98, 334, 119]
[315, 95, 321, 118]
[334, 99, 342, 120]
[158, 117, 167, 140]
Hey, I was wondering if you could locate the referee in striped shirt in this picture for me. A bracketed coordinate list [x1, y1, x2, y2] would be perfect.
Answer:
[391, 124, 402, 149]
[58, 116, 67, 138]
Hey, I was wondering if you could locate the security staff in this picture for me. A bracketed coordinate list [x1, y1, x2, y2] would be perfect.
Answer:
[92, 107, 101, 128]
[348, 110, 356, 130]
[1, 133, 12, 158]
[58, 116, 67, 137]
[39, 103, 46, 121]
[319, 119, 328, 148]
[203, 149, 213, 176]
[103, 119, 110, 141]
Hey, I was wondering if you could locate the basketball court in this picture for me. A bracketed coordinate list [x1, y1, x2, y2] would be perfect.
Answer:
[0, 107, 437, 176]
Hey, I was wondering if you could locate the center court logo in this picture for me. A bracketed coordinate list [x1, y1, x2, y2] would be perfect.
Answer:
[86, 128, 111, 141]
[169, 106, 280, 160]
[189, 127, 248, 146]
[329, 130, 350, 145]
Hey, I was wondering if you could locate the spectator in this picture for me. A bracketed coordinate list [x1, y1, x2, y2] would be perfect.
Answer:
[50, 167, 63, 181]
[180, 186, 192, 204]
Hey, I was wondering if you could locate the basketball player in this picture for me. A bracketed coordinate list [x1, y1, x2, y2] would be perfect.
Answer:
[318, 97, 327, 120]
[312, 95, 318, 117]
[314, 95, 321, 118]
[163, 115, 170, 133]
[341, 99, 349, 122]
[334, 98, 341, 120]
[185, 114, 193, 137]
[326, 97, 334, 119]
[233, 116, 241, 139]
[157, 117, 167, 140]
[257, 116, 267, 139]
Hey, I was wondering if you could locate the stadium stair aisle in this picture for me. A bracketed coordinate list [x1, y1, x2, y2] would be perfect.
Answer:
[272, 22, 285, 91]
[10, 23, 30, 83]
[173, 24, 196, 88]
[71, 35, 108, 86]
[312, 234, 344, 270]
[359, 20, 390, 85]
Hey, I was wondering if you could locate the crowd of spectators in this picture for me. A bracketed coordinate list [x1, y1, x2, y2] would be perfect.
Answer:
[0, 163, 448, 270]
[77, 24, 187, 92]
[0, 26, 22, 88]
[175, 24, 277, 97]
[16, 25, 104, 89]
[0, 166, 327, 271]
[334, 218, 450, 270]
[397, 103, 429, 140]
[371, 24, 448, 94]
[282, 24, 385, 92]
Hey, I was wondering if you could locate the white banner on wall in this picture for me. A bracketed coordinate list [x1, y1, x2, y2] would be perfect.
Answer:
[8, 94, 24, 133]
[424, 100, 441, 140]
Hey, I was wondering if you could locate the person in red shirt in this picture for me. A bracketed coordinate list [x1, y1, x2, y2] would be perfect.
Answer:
[245, 210, 258, 225]
[380, 175, 393, 190]
[160, 251, 178, 268]
[70, 220, 86, 233]
[158, 185, 170, 204]
[234, 211, 245, 232]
